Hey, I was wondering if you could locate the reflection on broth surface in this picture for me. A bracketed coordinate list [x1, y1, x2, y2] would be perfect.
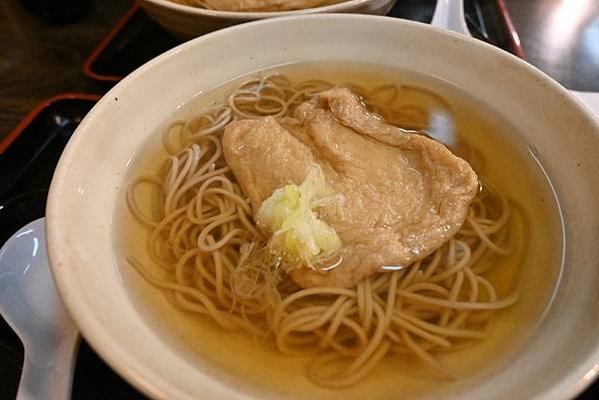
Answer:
[114, 62, 563, 399]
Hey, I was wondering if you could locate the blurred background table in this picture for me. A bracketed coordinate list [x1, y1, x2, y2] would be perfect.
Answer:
[1, 0, 598, 140]
[506, 0, 599, 91]
[0, 0, 597, 399]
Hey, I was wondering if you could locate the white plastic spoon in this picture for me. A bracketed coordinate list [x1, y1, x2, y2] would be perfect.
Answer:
[0, 218, 78, 400]
[431, 0, 471, 37]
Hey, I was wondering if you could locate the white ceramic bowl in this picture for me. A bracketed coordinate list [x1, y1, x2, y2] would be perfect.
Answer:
[136, 0, 396, 38]
[47, 14, 599, 400]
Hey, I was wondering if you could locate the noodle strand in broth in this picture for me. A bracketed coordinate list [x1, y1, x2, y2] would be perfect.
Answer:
[126, 74, 520, 388]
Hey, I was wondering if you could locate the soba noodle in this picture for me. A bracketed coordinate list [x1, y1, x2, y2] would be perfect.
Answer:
[126, 74, 520, 388]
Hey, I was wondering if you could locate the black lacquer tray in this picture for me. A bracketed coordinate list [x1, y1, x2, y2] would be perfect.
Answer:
[0, 94, 147, 399]
[83, 0, 524, 83]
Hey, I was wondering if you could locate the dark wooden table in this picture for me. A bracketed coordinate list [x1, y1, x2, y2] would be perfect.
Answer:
[0, 0, 131, 140]
[0, 0, 597, 398]
[1, 0, 598, 141]
[505, 0, 599, 91]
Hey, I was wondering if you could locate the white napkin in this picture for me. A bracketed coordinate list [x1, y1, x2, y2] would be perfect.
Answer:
[570, 90, 599, 119]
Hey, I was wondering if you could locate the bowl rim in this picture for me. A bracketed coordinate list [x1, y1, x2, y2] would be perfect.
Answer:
[140, 0, 378, 19]
[46, 12, 599, 400]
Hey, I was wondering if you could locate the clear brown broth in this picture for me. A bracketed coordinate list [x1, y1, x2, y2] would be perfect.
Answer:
[113, 62, 563, 399]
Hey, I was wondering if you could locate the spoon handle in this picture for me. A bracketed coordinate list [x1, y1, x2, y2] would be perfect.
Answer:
[431, 0, 471, 37]
[16, 335, 79, 400]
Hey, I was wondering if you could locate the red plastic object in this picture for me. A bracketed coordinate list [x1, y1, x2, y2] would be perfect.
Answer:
[82, 4, 140, 82]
